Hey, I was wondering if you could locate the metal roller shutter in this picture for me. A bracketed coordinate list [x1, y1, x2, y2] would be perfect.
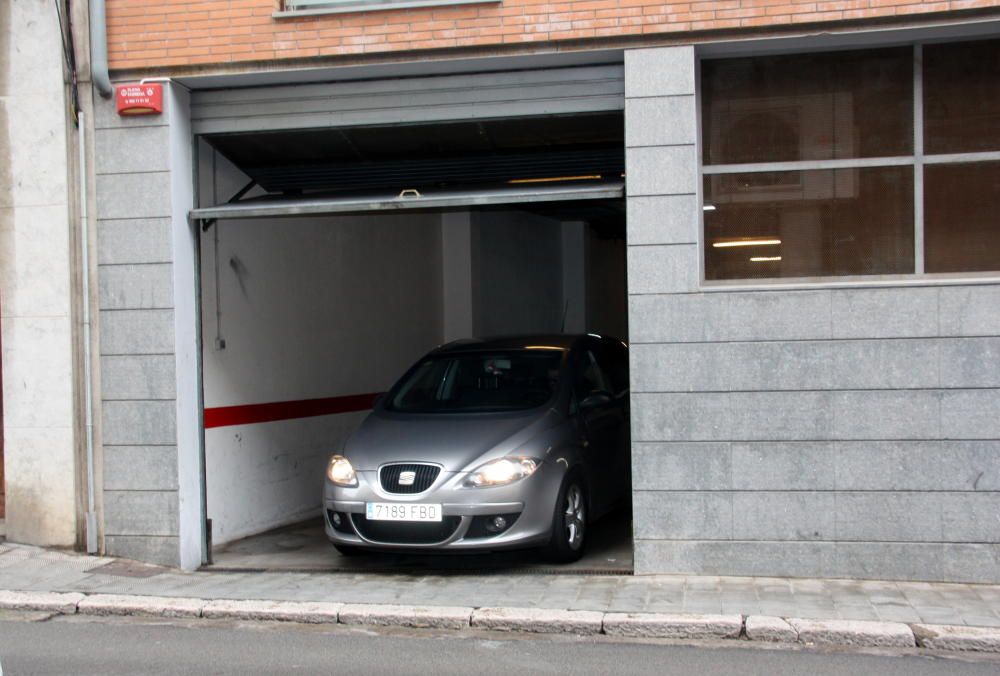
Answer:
[190, 65, 625, 135]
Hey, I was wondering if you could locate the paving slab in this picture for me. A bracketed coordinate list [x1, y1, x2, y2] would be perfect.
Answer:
[202, 599, 342, 623]
[603, 612, 743, 639]
[912, 624, 1000, 652]
[471, 607, 604, 634]
[788, 618, 915, 647]
[745, 616, 797, 643]
[0, 590, 83, 614]
[339, 603, 472, 629]
[77, 594, 206, 618]
[5, 541, 1000, 655]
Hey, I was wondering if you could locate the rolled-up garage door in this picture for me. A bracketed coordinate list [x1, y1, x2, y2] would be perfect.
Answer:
[190, 65, 624, 135]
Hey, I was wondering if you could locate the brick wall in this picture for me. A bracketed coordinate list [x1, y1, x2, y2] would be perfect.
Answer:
[106, 0, 1000, 70]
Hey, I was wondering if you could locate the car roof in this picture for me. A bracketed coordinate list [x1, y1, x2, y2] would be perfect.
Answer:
[432, 334, 588, 355]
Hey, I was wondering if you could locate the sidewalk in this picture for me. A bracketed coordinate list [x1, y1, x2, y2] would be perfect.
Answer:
[2, 541, 1000, 652]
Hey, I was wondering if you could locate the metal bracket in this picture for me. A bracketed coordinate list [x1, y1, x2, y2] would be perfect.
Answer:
[228, 179, 258, 204]
[200, 218, 217, 232]
[398, 188, 422, 198]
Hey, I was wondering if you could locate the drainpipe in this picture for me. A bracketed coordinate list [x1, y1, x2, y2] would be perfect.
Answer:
[78, 112, 98, 554]
[89, 0, 113, 98]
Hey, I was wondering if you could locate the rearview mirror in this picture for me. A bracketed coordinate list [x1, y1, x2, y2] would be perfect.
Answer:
[579, 391, 612, 411]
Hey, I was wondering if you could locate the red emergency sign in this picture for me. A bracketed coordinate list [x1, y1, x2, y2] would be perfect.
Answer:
[116, 83, 163, 116]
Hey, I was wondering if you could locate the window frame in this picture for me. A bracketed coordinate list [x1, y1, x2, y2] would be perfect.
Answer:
[697, 41, 1000, 290]
[276, 0, 497, 17]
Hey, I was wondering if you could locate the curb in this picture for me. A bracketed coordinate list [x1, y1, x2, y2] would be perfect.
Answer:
[77, 594, 206, 619]
[0, 590, 84, 615]
[472, 607, 603, 634]
[603, 612, 742, 640]
[745, 615, 797, 642]
[913, 623, 1000, 652]
[4, 589, 1000, 654]
[342, 603, 472, 630]
[788, 618, 915, 648]
[203, 599, 342, 623]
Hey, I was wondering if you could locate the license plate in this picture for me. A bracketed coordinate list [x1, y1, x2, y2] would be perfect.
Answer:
[366, 502, 442, 522]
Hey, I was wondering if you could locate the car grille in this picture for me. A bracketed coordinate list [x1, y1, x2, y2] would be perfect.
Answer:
[350, 514, 462, 545]
[379, 463, 440, 494]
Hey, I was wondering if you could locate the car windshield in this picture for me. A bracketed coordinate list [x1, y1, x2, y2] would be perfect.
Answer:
[386, 349, 564, 413]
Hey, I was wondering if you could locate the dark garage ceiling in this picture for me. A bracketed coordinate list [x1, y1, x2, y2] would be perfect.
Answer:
[203, 112, 625, 197]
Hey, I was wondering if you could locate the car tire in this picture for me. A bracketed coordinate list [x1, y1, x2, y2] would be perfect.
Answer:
[543, 473, 588, 563]
[333, 543, 362, 557]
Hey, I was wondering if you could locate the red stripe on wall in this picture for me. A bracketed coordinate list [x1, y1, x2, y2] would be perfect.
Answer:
[204, 393, 383, 429]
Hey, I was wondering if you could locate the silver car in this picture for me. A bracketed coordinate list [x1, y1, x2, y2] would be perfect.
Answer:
[323, 334, 630, 562]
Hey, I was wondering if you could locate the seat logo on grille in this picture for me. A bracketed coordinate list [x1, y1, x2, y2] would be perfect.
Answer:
[398, 470, 417, 486]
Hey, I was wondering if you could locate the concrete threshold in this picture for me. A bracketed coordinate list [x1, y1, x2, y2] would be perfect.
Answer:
[3, 589, 1000, 654]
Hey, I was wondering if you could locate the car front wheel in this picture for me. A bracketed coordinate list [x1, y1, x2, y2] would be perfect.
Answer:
[544, 475, 587, 563]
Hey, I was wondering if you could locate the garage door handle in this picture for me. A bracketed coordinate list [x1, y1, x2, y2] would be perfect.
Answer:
[398, 189, 422, 199]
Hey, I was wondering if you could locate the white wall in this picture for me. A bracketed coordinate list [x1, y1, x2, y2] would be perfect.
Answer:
[441, 211, 473, 342]
[0, 0, 78, 545]
[472, 210, 565, 337]
[201, 210, 444, 544]
[561, 222, 587, 334]
[586, 230, 628, 340]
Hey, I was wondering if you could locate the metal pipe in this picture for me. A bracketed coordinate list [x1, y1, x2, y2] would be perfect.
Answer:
[88, 0, 112, 98]
[78, 111, 98, 554]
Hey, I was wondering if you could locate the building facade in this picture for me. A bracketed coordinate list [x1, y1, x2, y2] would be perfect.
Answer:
[4, 0, 999, 581]
[1, 0, 82, 550]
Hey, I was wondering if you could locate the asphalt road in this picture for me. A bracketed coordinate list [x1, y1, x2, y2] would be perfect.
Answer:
[1, 612, 999, 676]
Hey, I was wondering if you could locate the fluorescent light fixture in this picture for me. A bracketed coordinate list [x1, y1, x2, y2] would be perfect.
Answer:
[712, 238, 782, 248]
[703, 205, 716, 211]
[524, 345, 565, 350]
[750, 256, 782, 262]
[508, 175, 602, 184]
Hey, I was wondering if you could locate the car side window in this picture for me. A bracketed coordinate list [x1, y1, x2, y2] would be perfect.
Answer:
[574, 350, 610, 401]
[596, 341, 629, 397]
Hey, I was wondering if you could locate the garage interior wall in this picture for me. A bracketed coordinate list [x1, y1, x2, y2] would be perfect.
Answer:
[199, 148, 622, 545]
[625, 45, 1000, 583]
[200, 211, 444, 544]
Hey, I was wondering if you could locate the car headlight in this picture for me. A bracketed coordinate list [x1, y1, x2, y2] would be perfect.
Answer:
[465, 457, 540, 488]
[326, 455, 357, 487]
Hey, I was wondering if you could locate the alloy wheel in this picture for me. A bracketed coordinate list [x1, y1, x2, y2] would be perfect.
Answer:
[564, 484, 586, 550]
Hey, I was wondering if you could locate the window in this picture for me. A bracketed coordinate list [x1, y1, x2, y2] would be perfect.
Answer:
[574, 351, 610, 401]
[280, 0, 495, 14]
[701, 40, 1000, 282]
[595, 340, 629, 397]
[925, 162, 1000, 273]
[386, 351, 564, 413]
[923, 41, 1000, 155]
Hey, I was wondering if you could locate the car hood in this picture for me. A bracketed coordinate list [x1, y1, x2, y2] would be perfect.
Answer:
[344, 407, 563, 472]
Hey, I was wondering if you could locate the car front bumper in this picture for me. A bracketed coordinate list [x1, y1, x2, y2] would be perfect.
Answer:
[323, 460, 566, 551]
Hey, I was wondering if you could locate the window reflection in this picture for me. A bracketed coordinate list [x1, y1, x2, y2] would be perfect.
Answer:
[925, 162, 1000, 273]
[702, 48, 912, 165]
[704, 167, 914, 280]
[924, 39, 1000, 155]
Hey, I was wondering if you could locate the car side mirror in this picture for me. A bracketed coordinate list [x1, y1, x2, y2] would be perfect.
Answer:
[579, 391, 612, 411]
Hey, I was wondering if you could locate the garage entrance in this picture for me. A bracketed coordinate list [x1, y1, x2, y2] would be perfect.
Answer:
[189, 70, 630, 573]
